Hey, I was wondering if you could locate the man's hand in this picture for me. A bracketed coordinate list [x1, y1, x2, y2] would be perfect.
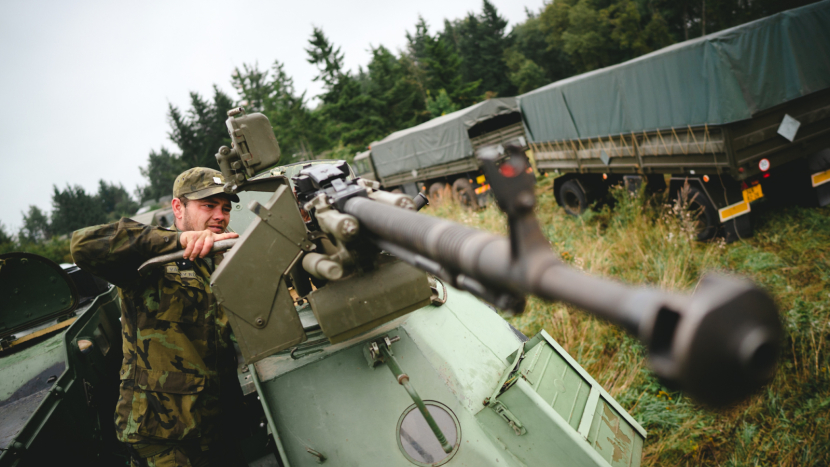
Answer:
[179, 230, 239, 261]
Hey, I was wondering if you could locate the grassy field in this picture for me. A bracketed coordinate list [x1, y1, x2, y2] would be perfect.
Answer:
[428, 176, 830, 466]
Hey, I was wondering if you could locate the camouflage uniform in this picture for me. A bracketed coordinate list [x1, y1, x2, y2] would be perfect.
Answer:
[70, 168, 243, 466]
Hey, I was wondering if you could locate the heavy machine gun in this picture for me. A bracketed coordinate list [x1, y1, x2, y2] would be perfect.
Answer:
[144, 109, 782, 466]
[201, 108, 780, 407]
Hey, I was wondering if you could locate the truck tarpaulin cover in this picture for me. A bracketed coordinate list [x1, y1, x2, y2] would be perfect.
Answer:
[371, 97, 518, 179]
[518, 1, 830, 143]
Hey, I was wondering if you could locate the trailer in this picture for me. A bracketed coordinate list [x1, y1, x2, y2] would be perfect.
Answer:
[367, 97, 526, 207]
[519, 1, 830, 241]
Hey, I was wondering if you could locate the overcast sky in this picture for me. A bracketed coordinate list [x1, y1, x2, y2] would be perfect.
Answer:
[0, 0, 545, 232]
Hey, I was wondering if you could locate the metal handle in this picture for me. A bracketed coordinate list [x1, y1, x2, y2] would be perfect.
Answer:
[380, 344, 453, 454]
[137, 238, 239, 273]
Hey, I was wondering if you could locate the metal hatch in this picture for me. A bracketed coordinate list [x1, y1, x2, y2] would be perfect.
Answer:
[0, 253, 79, 341]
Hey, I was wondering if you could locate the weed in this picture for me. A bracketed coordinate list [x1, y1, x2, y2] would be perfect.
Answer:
[426, 176, 830, 466]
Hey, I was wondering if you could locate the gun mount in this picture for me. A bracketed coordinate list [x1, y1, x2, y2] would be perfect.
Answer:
[335, 147, 781, 408]
[205, 133, 782, 408]
[132, 110, 788, 466]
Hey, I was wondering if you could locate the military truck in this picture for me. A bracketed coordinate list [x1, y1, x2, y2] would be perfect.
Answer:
[130, 205, 175, 228]
[518, 1, 830, 241]
[357, 97, 527, 208]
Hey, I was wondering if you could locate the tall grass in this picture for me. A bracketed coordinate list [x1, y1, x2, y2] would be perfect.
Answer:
[427, 176, 830, 466]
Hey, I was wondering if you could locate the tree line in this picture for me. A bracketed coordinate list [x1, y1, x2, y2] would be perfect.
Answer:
[3, 0, 813, 263]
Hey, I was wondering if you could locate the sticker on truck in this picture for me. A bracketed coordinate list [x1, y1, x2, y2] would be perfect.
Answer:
[719, 200, 751, 223]
[812, 169, 830, 187]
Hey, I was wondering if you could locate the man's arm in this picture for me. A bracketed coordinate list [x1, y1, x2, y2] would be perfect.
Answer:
[70, 218, 180, 288]
[179, 229, 238, 261]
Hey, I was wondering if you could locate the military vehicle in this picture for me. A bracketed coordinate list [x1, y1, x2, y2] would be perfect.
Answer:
[1, 108, 782, 467]
[356, 98, 526, 208]
[519, 1, 830, 241]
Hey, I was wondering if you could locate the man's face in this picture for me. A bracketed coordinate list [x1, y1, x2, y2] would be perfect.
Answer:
[179, 195, 232, 233]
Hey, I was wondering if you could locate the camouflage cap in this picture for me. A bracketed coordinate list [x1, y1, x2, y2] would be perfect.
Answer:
[173, 167, 239, 203]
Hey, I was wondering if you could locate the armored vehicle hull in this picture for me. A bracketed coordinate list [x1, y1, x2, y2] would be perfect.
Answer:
[0, 254, 123, 466]
[251, 282, 645, 467]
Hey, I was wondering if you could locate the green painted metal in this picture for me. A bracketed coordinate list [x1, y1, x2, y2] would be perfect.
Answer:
[379, 343, 454, 454]
[0, 333, 64, 402]
[212, 182, 311, 364]
[248, 363, 291, 467]
[0, 253, 78, 339]
[251, 281, 645, 466]
[307, 259, 431, 344]
[0, 285, 124, 466]
[370, 98, 518, 180]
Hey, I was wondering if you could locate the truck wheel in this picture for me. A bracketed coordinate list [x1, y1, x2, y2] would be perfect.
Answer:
[452, 178, 478, 209]
[678, 186, 718, 241]
[428, 182, 450, 204]
[559, 180, 587, 216]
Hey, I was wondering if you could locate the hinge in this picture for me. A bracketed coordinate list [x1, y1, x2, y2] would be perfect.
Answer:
[490, 400, 527, 436]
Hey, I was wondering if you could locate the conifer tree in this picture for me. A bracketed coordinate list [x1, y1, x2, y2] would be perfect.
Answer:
[450, 1, 514, 97]
[167, 87, 235, 169]
[50, 185, 108, 236]
[19, 206, 51, 243]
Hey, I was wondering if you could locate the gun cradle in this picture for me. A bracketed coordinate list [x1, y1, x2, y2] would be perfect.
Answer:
[307, 257, 431, 345]
[212, 178, 432, 364]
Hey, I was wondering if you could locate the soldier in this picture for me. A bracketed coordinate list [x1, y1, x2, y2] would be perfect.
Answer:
[71, 167, 246, 467]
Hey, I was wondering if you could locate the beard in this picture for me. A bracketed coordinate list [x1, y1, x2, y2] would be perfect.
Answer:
[180, 205, 226, 233]
[181, 207, 200, 232]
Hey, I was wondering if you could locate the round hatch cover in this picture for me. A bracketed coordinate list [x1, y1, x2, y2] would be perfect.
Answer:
[396, 401, 461, 466]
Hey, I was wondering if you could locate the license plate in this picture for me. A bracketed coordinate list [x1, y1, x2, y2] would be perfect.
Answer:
[719, 200, 751, 223]
[812, 169, 830, 187]
[742, 184, 764, 203]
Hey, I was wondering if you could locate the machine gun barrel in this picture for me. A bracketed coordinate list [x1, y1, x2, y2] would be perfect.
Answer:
[340, 146, 781, 408]
[345, 197, 644, 332]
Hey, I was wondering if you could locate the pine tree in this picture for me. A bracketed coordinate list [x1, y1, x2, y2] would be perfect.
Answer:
[19, 206, 51, 243]
[97, 180, 139, 221]
[366, 46, 429, 132]
[168, 87, 234, 169]
[306, 27, 347, 105]
[451, 1, 514, 97]
[423, 33, 480, 108]
[50, 185, 108, 236]
[139, 147, 187, 202]
[0, 221, 13, 246]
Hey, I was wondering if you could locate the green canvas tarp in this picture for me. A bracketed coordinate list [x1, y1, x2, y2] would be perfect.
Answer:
[370, 97, 518, 179]
[518, 1, 830, 143]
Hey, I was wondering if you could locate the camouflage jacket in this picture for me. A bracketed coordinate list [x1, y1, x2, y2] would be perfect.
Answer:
[70, 219, 235, 444]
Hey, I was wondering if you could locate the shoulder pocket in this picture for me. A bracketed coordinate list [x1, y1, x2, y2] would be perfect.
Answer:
[135, 367, 205, 394]
[157, 270, 207, 323]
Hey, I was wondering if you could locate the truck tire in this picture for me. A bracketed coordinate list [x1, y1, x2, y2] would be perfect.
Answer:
[679, 186, 718, 241]
[452, 178, 478, 209]
[559, 180, 588, 216]
[428, 182, 450, 204]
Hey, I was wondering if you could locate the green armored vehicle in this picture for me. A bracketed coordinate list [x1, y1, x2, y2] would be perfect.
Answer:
[1, 109, 782, 467]
[0, 253, 122, 464]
